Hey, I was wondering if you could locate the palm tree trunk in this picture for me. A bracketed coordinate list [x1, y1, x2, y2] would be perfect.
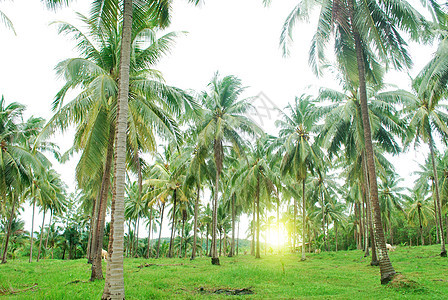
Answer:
[277, 198, 280, 252]
[91, 125, 114, 281]
[2, 193, 18, 264]
[205, 223, 209, 256]
[89, 186, 102, 263]
[37, 210, 46, 261]
[350, 4, 396, 282]
[256, 172, 261, 259]
[45, 209, 53, 252]
[363, 152, 378, 265]
[229, 193, 235, 257]
[191, 185, 200, 260]
[156, 202, 165, 259]
[29, 199, 36, 263]
[429, 134, 447, 256]
[321, 194, 325, 252]
[293, 195, 297, 252]
[251, 196, 255, 256]
[146, 208, 153, 259]
[418, 207, 424, 246]
[102, 1, 132, 297]
[168, 189, 177, 258]
[301, 178, 306, 261]
[335, 222, 338, 252]
[237, 221, 239, 255]
[87, 199, 96, 263]
[135, 216, 140, 257]
[211, 154, 220, 265]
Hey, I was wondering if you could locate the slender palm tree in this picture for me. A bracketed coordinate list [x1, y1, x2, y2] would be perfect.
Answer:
[403, 75, 448, 257]
[270, 0, 435, 283]
[196, 73, 259, 265]
[276, 95, 324, 261]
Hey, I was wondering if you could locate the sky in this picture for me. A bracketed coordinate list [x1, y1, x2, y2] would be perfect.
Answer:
[0, 0, 438, 239]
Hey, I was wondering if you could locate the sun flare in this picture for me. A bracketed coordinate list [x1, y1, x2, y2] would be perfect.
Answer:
[266, 224, 288, 248]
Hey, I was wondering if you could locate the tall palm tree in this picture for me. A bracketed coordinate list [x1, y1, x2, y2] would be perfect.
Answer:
[270, 0, 435, 283]
[196, 73, 259, 265]
[276, 95, 324, 261]
[403, 74, 448, 257]
[238, 137, 277, 258]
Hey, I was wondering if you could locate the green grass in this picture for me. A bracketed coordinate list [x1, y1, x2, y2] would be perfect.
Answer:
[1, 245, 447, 299]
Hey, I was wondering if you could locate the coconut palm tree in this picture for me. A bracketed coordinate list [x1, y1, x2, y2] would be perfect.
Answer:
[403, 75, 448, 257]
[270, 0, 435, 283]
[406, 189, 433, 246]
[196, 73, 259, 265]
[277, 95, 324, 260]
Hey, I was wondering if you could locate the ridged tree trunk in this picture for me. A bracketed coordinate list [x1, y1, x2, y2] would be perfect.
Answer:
[211, 140, 221, 265]
[87, 199, 96, 263]
[89, 186, 102, 263]
[29, 198, 36, 263]
[363, 152, 378, 265]
[301, 179, 306, 261]
[350, 2, 396, 282]
[102, 1, 132, 298]
[255, 173, 261, 259]
[168, 189, 177, 258]
[229, 193, 235, 257]
[91, 125, 114, 281]
[37, 210, 46, 261]
[156, 202, 165, 258]
[2, 193, 18, 264]
[191, 185, 200, 260]
[429, 134, 447, 257]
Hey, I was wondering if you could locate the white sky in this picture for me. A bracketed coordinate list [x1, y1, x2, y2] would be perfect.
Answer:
[0, 0, 439, 239]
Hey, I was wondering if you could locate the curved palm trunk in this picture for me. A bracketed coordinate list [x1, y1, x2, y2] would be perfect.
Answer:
[301, 179, 306, 261]
[429, 135, 447, 256]
[350, 5, 396, 282]
[2, 193, 18, 264]
[168, 189, 177, 258]
[256, 173, 261, 259]
[91, 125, 114, 281]
[156, 202, 165, 259]
[102, 1, 132, 297]
[191, 185, 200, 260]
[29, 199, 36, 263]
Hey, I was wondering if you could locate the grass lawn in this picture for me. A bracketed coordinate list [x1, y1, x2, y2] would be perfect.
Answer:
[1, 245, 447, 299]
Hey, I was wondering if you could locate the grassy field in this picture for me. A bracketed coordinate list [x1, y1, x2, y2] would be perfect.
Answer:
[1, 245, 447, 299]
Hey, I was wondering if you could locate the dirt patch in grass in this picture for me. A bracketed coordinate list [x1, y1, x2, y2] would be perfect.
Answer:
[197, 286, 254, 296]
